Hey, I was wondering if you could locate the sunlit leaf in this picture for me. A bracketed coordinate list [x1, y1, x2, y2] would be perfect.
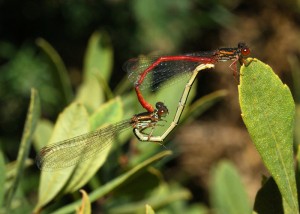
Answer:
[145, 204, 155, 214]
[75, 77, 104, 113]
[76, 189, 91, 214]
[33, 119, 54, 152]
[35, 103, 89, 210]
[89, 97, 123, 130]
[239, 58, 298, 213]
[64, 98, 123, 193]
[83, 31, 113, 83]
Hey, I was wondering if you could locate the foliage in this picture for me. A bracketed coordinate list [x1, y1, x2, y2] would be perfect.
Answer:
[0, 32, 227, 213]
[239, 59, 298, 213]
[1, 9, 300, 212]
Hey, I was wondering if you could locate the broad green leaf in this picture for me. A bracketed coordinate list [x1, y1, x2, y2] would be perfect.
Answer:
[89, 97, 123, 130]
[5, 88, 40, 209]
[76, 190, 91, 214]
[0, 149, 5, 208]
[35, 103, 90, 210]
[33, 119, 54, 152]
[145, 204, 155, 214]
[83, 31, 113, 83]
[121, 92, 140, 120]
[64, 98, 123, 193]
[36, 38, 73, 104]
[51, 150, 172, 214]
[239, 58, 298, 213]
[75, 77, 104, 113]
[210, 161, 251, 214]
[144, 73, 195, 139]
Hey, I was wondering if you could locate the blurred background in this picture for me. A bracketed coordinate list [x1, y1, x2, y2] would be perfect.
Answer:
[1, 0, 300, 212]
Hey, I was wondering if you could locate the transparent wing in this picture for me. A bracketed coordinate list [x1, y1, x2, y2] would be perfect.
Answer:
[36, 120, 130, 171]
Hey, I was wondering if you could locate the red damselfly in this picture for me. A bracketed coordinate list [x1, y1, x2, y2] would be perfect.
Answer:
[124, 42, 250, 113]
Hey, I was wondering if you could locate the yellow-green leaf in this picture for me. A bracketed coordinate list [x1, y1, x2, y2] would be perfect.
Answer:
[64, 98, 123, 193]
[76, 190, 91, 214]
[239, 58, 298, 213]
[35, 103, 90, 210]
[83, 31, 113, 83]
[145, 204, 155, 214]
[89, 97, 123, 130]
[75, 77, 104, 113]
[33, 119, 54, 152]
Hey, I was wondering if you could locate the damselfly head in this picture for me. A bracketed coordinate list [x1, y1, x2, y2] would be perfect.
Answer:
[217, 43, 251, 62]
[238, 42, 251, 57]
[155, 102, 169, 117]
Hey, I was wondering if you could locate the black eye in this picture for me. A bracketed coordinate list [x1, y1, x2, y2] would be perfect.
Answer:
[156, 102, 164, 109]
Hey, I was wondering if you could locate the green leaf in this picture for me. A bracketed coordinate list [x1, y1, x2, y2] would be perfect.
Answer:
[145, 204, 155, 214]
[75, 77, 104, 113]
[51, 150, 172, 214]
[210, 161, 251, 214]
[5, 88, 40, 209]
[33, 119, 54, 152]
[89, 97, 123, 130]
[144, 73, 196, 138]
[35, 103, 90, 211]
[121, 92, 141, 120]
[36, 38, 73, 104]
[64, 98, 123, 193]
[83, 31, 113, 83]
[239, 58, 298, 213]
[0, 149, 5, 208]
[76, 190, 91, 214]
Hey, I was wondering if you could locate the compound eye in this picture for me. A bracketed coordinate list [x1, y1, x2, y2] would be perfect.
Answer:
[241, 47, 251, 56]
[158, 108, 168, 117]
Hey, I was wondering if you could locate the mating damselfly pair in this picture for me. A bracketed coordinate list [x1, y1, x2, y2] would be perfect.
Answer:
[36, 43, 250, 171]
